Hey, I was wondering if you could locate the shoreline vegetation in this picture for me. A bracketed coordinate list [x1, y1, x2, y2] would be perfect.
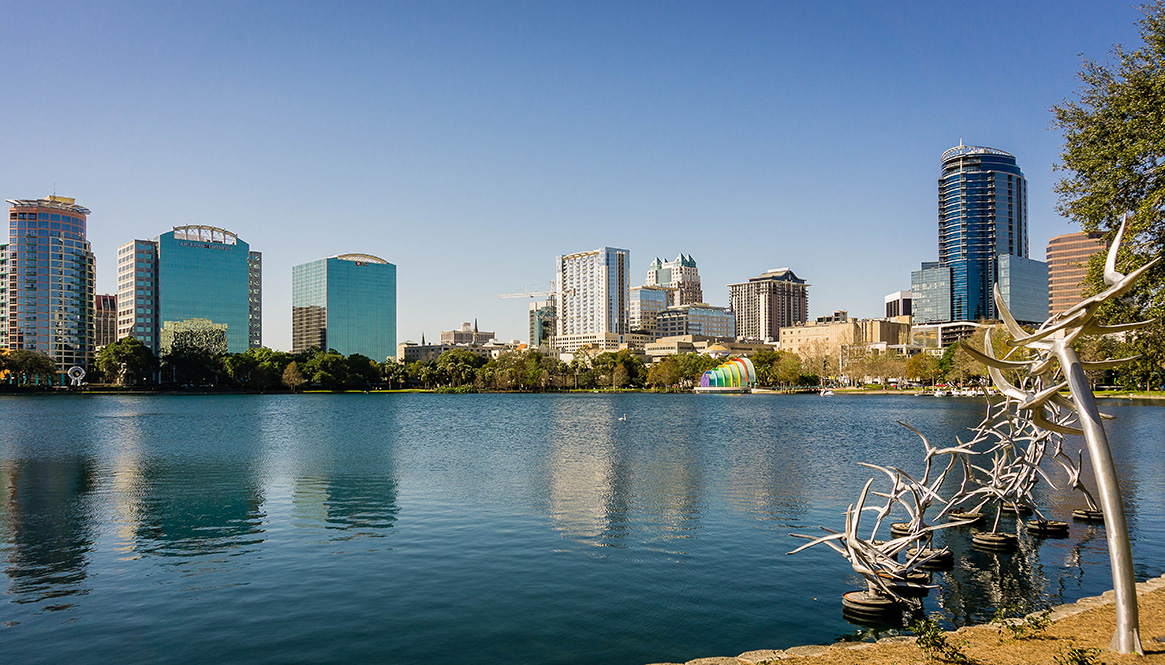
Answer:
[646, 574, 1165, 665]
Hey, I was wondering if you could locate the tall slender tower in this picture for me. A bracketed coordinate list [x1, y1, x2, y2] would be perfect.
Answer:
[554, 247, 629, 353]
[937, 144, 1028, 321]
[6, 196, 96, 381]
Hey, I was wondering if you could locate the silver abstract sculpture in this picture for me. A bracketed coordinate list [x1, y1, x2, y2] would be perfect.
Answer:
[790, 216, 1155, 654]
[961, 215, 1157, 654]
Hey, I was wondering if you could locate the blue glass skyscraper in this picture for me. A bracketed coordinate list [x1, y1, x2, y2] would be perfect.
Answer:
[913, 145, 1047, 325]
[939, 144, 1028, 321]
[291, 254, 396, 361]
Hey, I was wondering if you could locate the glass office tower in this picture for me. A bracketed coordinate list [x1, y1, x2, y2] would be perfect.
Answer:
[291, 254, 396, 361]
[117, 225, 259, 355]
[938, 145, 1028, 321]
[6, 196, 96, 381]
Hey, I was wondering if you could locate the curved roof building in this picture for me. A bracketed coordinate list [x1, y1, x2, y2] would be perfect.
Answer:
[699, 357, 757, 389]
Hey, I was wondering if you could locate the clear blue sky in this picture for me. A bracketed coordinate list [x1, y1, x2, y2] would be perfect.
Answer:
[0, 1, 1144, 352]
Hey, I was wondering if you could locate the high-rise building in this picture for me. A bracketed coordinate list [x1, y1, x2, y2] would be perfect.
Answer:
[5, 196, 96, 380]
[554, 247, 629, 353]
[118, 225, 261, 355]
[728, 268, 809, 342]
[912, 145, 1048, 325]
[629, 285, 671, 337]
[1047, 231, 1107, 317]
[0, 241, 7, 347]
[292, 253, 396, 360]
[645, 254, 703, 306]
[94, 294, 117, 348]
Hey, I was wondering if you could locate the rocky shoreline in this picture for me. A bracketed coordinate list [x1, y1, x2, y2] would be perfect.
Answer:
[648, 574, 1165, 664]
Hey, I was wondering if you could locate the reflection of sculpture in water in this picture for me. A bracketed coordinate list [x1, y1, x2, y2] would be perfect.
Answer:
[790, 217, 1154, 653]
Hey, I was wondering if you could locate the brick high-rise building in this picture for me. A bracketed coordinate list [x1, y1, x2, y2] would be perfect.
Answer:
[728, 268, 808, 342]
[1047, 231, 1106, 317]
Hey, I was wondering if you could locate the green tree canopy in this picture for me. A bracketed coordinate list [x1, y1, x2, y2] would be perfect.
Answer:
[5, 349, 58, 385]
[96, 337, 159, 385]
[1054, 2, 1165, 388]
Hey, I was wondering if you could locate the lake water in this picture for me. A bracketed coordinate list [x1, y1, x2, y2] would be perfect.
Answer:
[1, 393, 1162, 664]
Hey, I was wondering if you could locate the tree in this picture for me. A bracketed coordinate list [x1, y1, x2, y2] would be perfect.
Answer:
[304, 350, 353, 390]
[907, 353, 941, 386]
[282, 361, 307, 392]
[436, 349, 487, 387]
[381, 359, 408, 389]
[6, 349, 58, 385]
[96, 337, 158, 385]
[1053, 2, 1165, 387]
[647, 356, 682, 389]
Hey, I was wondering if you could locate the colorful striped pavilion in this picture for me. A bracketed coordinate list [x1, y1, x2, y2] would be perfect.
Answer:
[694, 357, 757, 393]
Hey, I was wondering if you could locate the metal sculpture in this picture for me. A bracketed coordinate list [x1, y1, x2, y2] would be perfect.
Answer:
[960, 215, 1157, 654]
[790, 216, 1154, 653]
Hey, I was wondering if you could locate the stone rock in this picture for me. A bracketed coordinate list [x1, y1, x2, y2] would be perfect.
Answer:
[736, 649, 787, 663]
[1075, 595, 1105, 606]
[784, 644, 830, 658]
[875, 636, 916, 645]
[836, 642, 875, 650]
[684, 658, 739, 665]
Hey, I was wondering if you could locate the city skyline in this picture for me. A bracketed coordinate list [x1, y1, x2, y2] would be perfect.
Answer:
[0, 2, 1142, 350]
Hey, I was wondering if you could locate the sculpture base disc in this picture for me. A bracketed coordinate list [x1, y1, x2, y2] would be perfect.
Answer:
[841, 590, 902, 617]
[947, 510, 984, 525]
[908, 547, 954, 570]
[1072, 509, 1105, 522]
[999, 503, 1034, 515]
[1027, 520, 1070, 537]
[889, 522, 913, 538]
[972, 532, 1018, 551]
[876, 571, 931, 598]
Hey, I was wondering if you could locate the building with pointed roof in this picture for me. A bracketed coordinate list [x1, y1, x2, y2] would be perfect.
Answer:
[645, 253, 703, 306]
[728, 268, 809, 342]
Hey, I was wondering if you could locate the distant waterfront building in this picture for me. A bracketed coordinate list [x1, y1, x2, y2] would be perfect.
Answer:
[884, 291, 912, 320]
[441, 321, 493, 345]
[292, 253, 396, 360]
[1047, 231, 1106, 317]
[529, 298, 556, 350]
[5, 196, 96, 380]
[996, 254, 1049, 324]
[554, 247, 630, 354]
[0, 241, 7, 347]
[728, 268, 809, 342]
[645, 254, 703, 306]
[912, 144, 1047, 325]
[118, 226, 261, 355]
[629, 285, 671, 337]
[910, 321, 994, 353]
[779, 317, 910, 360]
[95, 294, 117, 348]
[656, 303, 736, 339]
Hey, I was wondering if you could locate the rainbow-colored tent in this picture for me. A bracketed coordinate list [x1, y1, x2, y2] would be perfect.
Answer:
[699, 357, 757, 388]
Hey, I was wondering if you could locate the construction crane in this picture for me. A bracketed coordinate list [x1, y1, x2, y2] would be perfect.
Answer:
[498, 281, 556, 299]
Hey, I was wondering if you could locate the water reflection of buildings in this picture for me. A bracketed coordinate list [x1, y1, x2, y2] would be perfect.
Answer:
[545, 399, 708, 552]
[133, 463, 265, 559]
[0, 456, 96, 608]
[291, 473, 399, 540]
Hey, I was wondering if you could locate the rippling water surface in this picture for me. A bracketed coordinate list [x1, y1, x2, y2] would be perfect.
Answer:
[0, 393, 1162, 664]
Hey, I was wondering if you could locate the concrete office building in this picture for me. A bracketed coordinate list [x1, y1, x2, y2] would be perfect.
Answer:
[292, 253, 396, 360]
[554, 247, 630, 354]
[728, 268, 809, 342]
[5, 196, 96, 380]
[1047, 231, 1107, 317]
[645, 254, 703, 306]
[656, 303, 736, 339]
[118, 225, 261, 355]
[441, 321, 493, 345]
[884, 291, 912, 321]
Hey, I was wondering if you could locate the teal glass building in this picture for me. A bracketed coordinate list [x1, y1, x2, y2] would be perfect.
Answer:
[292, 254, 396, 361]
[117, 226, 261, 355]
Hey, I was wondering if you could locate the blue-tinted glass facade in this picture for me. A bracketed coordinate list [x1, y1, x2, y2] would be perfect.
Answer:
[910, 262, 951, 324]
[292, 255, 396, 361]
[157, 230, 252, 354]
[996, 254, 1049, 325]
[938, 146, 1028, 321]
[5, 198, 96, 379]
